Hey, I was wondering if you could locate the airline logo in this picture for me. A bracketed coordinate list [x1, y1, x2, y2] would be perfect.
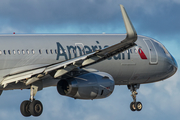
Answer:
[56, 41, 147, 60]
[138, 48, 147, 59]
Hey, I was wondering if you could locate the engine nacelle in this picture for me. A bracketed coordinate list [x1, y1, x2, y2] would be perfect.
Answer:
[57, 72, 115, 99]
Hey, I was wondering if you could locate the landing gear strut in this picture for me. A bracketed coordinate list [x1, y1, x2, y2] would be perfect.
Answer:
[20, 85, 43, 117]
[128, 84, 142, 111]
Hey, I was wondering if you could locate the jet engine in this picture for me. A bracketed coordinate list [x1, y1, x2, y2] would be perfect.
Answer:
[57, 71, 115, 99]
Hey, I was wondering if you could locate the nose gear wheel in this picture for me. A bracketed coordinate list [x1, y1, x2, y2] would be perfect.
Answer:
[128, 84, 143, 111]
[130, 102, 136, 111]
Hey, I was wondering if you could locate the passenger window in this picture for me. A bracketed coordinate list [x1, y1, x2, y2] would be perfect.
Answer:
[8, 50, 11, 55]
[32, 50, 35, 54]
[22, 50, 25, 55]
[60, 49, 63, 54]
[55, 49, 57, 54]
[46, 49, 49, 54]
[3, 50, 6, 55]
[134, 48, 137, 54]
[13, 50, 16, 55]
[50, 49, 53, 54]
[39, 49, 42, 54]
[26, 50, 30, 54]
[130, 49, 132, 54]
[17, 50, 20, 54]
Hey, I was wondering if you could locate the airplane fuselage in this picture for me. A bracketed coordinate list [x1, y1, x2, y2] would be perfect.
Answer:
[0, 34, 177, 90]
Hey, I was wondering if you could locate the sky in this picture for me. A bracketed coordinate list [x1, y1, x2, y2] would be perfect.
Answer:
[0, 0, 179, 120]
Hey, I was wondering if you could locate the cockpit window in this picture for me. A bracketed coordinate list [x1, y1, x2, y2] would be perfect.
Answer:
[157, 42, 170, 55]
[152, 39, 171, 57]
[161, 45, 169, 55]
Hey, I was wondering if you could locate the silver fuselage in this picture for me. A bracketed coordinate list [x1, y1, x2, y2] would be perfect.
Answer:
[0, 34, 177, 90]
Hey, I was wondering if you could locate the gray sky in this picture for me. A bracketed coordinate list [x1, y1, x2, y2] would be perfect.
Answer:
[0, 0, 179, 120]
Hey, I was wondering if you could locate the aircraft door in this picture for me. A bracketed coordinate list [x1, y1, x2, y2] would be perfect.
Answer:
[143, 39, 158, 65]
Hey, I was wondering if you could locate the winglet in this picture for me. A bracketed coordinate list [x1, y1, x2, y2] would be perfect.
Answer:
[120, 5, 137, 41]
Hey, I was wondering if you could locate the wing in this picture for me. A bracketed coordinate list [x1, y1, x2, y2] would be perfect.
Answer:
[1, 5, 137, 88]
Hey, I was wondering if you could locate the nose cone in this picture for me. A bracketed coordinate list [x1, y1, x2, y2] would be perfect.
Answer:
[171, 56, 178, 75]
[165, 55, 178, 78]
[172, 55, 178, 69]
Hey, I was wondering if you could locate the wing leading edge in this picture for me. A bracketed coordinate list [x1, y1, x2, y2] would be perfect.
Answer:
[1, 5, 137, 88]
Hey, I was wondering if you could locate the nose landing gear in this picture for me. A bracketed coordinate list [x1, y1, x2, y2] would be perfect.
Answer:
[128, 84, 142, 111]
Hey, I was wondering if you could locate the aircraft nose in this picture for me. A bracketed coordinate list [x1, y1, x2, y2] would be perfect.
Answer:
[172, 56, 178, 69]
[166, 55, 178, 77]
[171, 56, 178, 75]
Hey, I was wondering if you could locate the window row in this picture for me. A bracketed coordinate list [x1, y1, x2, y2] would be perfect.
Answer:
[0, 49, 58, 55]
[126, 48, 138, 54]
[0, 48, 140, 55]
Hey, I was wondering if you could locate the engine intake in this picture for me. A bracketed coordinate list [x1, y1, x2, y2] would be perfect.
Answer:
[57, 72, 115, 99]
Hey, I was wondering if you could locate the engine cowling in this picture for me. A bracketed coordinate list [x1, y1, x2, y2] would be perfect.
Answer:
[57, 71, 115, 99]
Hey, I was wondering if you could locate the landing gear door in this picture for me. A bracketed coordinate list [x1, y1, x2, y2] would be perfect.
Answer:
[143, 39, 158, 65]
[75, 43, 85, 57]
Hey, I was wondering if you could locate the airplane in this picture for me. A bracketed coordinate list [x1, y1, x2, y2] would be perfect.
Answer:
[0, 4, 177, 117]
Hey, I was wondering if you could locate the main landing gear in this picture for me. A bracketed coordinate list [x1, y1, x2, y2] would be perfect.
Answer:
[20, 85, 43, 117]
[128, 84, 143, 111]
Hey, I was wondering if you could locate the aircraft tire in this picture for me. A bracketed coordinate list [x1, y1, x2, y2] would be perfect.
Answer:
[29, 100, 43, 117]
[130, 102, 136, 111]
[135, 102, 142, 111]
[20, 100, 31, 117]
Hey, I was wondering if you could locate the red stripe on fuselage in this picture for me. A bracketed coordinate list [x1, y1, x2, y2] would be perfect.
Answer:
[138, 48, 147, 59]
